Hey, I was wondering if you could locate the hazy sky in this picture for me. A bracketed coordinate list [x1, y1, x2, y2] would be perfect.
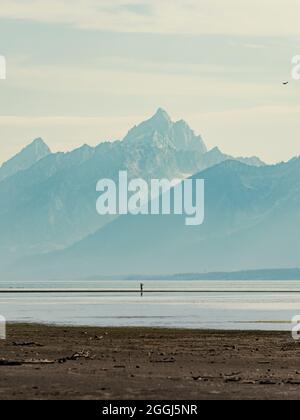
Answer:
[0, 0, 300, 164]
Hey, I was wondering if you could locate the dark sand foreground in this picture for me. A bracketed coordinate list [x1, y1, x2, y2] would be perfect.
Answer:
[0, 324, 300, 400]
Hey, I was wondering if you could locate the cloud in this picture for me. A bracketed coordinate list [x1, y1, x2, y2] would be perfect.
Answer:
[8, 60, 289, 98]
[0, 0, 299, 36]
[188, 105, 300, 163]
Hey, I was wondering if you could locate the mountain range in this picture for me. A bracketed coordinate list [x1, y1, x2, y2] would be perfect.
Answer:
[15, 156, 300, 280]
[2, 108, 295, 280]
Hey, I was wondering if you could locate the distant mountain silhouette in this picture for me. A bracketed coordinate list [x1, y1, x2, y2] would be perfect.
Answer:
[0, 138, 51, 183]
[11, 156, 300, 280]
[81, 268, 300, 281]
[123, 108, 207, 154]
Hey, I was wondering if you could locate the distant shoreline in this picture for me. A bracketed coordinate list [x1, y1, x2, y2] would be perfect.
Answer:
[81, 268, 300, 282]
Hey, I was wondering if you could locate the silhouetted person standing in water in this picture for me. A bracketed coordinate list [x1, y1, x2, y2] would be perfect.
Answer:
[140, 283, 144, 297]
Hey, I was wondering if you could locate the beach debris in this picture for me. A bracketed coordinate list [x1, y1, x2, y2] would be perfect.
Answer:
[150, 357, 176, 364]
[23, 359, 55, 365]
[192, 375, 219, 382]
[12, 342, 44, 348]
[224, 372, 242, 377]
[259, 379, 278, 385]
[224, 376, 241, 383]
[0, 359, 23, 366]
[89, 335, 104, 341]
[285, 380, 300, 385]
[0, 358, 54, 366]
[57, 350, 92, 364]
[192, 376, 210, 382]
[223, 345, 237, 350]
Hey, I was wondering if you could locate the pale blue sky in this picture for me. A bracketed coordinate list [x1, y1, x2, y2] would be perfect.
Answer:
[0, 0, 300, 163]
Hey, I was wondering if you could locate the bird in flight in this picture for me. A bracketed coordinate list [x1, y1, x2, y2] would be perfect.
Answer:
[282, 81, 289, 85]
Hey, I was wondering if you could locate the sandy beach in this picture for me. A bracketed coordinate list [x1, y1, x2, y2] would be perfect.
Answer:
[0, 324, 300, 400]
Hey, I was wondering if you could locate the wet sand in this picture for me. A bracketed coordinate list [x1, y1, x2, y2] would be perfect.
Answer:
[0, 324, 300, 400]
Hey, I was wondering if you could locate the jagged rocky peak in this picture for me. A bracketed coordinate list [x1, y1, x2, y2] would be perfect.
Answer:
[123, 108, 207, 154]
[13, 137, 51, 158]
[172, 119, 207, 154]
[123, 108, 171, 141]
[0, 137, 51, 182]
[19, 137, 51, 159]
[151, 107, 172, 126]
[31, 137, 50, 149]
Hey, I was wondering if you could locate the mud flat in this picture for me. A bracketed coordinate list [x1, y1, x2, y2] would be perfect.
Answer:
[0, 324, 300, 400]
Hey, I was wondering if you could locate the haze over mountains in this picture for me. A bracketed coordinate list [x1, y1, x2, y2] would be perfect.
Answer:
[18, 157, 300, 280]
[1, 108, 296, 280]
[0, 138, 51, 183]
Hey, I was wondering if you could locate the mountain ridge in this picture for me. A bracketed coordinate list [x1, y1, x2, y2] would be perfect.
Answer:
[0, 109, 268, 275]
[0, 137, 51, 182]
[10, 156, 300, 280]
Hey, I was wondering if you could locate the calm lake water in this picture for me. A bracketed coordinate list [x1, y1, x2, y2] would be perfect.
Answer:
[0, 280, 300, 330]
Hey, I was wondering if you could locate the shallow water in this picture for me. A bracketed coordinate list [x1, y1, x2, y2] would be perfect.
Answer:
[0, 280, 300, 330]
